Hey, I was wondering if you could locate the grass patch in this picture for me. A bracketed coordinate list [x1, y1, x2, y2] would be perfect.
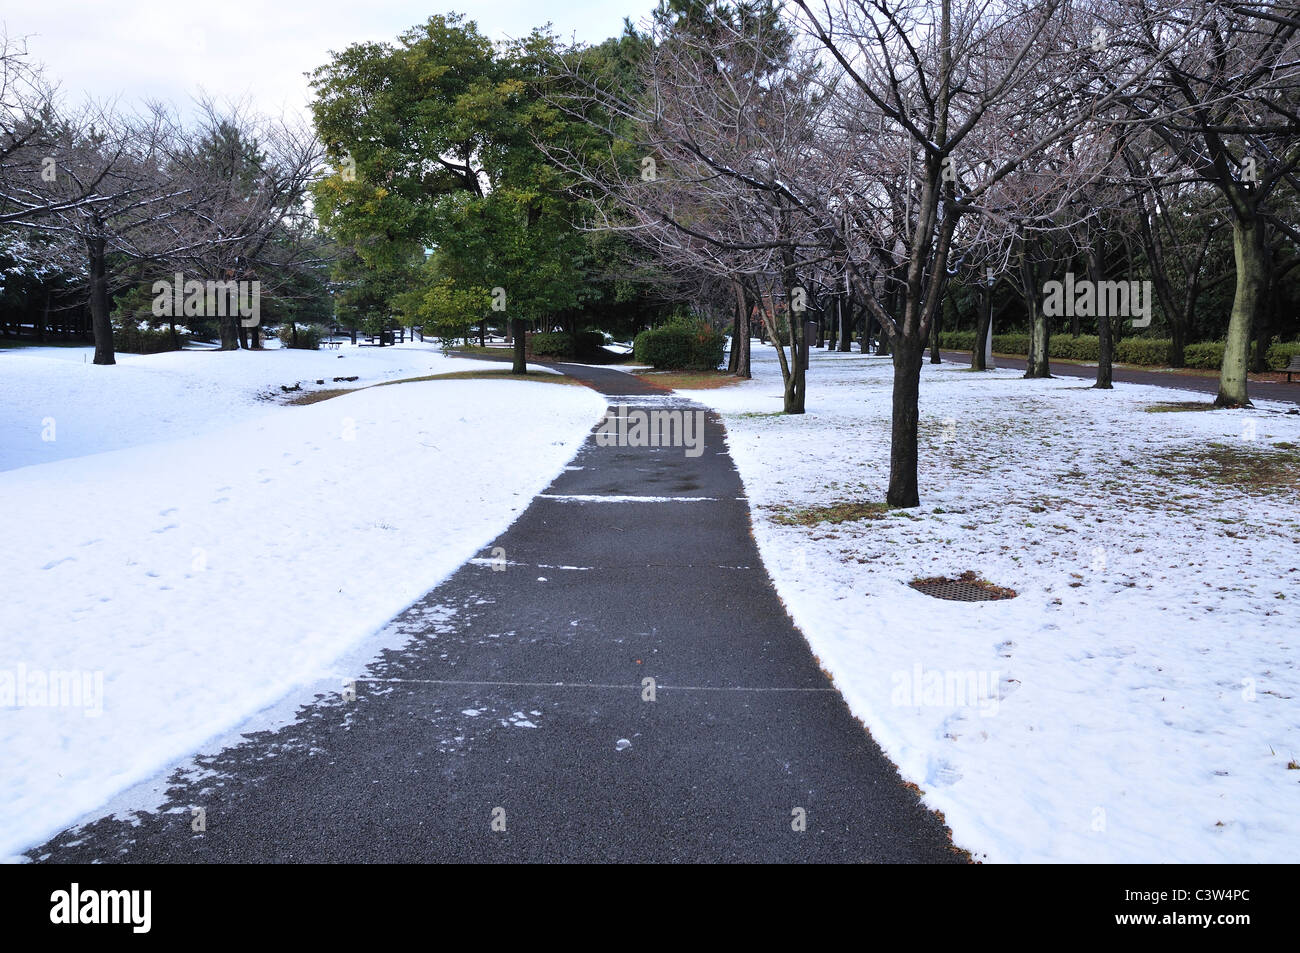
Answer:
[373, 369, 583, 387]
[285, 388, 351, 406]
[1150, 441, 1300, 492]
[282, 368, 581, 405]
[771, 500, 890, 526]
[1144, 401, 1220, 413]
[631, 369, 747, 390]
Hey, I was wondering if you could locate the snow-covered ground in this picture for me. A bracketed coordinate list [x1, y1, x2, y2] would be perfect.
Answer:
[681, 346, 1300, 863]
[0, 342, 605, 859]
[0, 340, 541, 471]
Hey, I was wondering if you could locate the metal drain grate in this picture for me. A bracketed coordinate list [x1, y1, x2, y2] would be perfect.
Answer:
[908, 577, 1015, 602]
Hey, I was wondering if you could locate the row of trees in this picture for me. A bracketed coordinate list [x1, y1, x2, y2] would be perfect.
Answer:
[0, 33, 327, 364]
[544, 0, 1299, 505]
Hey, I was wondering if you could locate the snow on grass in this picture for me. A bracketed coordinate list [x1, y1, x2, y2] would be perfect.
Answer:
[0, 347, 606, 858]
[0, 340, 538, 471]
[681, 346, 1300, 863]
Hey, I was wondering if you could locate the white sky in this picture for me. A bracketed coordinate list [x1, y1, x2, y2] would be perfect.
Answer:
[3, 1, 656, 121]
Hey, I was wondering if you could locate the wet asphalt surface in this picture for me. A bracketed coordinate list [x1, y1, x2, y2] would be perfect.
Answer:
[28, 362, 965, 863]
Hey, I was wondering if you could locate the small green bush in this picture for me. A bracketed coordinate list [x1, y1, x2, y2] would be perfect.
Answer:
[113, 322, 183, 354]
[529, 332, 571, 358]
[278, 323, 325, 350]
[993, 333, 1031, 356]
[634, 318, 726, 370]
[1265, 340, 1300, 371]
[1178, 341, 1222, 369]
[530, 330, 607, 359]
[1115, 338, 1172, 366]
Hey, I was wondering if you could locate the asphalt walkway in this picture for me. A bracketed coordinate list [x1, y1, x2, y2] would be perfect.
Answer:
[31, 363, 963, 863]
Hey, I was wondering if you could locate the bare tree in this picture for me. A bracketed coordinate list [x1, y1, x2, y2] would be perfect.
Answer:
[1103, 0, 1300, 406]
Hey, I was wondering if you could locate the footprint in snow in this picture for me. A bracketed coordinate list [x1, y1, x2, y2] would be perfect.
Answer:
[41, 556, 76, 570]
[159, 507, 178, 517]
[151, 524, 179, 534]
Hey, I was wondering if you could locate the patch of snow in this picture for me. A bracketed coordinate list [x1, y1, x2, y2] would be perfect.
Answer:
[681, 345, 1300, 863]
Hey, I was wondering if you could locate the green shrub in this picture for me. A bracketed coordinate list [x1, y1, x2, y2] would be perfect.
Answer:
[529, 332, 571, 358]
[945, 328, 1300, 370]
[1265, 340, 1300, 371]
[634, 318, 726, 370]
[530, 330, 607, 359]
[1115, 338, 1172, 366]
[278, 323, 325, 350]
[992, 333, 1031, 356]
[1180, 340, 1224, 369]
[939, 331, 977, 350]
[113, 322, 183, 354]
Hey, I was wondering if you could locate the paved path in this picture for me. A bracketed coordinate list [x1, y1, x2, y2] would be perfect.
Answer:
[31, 363, 963, 863]
[937, 349, 1300, 406]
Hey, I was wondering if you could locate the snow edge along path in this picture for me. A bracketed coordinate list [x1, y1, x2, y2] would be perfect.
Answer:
[0, 377, 608, 859]
[681, 347, 1300, 864]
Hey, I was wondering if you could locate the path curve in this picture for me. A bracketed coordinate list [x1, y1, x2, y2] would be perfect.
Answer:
[30, 362, 964, 863]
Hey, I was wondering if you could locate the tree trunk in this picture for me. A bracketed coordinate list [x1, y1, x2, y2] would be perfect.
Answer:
[783, 310, 806, 413]
[736, 285, 751, 378]
[1026, 307, 1050, 377]
[1169, 317, 1186, 368]
[86, 234, 115, 365]
[781, 249, 806, 413]
[511, 317, 527, 375]
[1250, 240, 1275, 374]
[929, 300, 942, 364]
[728, 284, 741, 373]
[1022, 260, 1051, 378]
[1089, 246, 1112, 389]
[220, 311, 239, 350]
[1217, 217, 1263, 407]
[839, 295, 852, 352]
[972, 280, 991, 371]
[876, 285, 897, 355]
[886, 341, 923, 508]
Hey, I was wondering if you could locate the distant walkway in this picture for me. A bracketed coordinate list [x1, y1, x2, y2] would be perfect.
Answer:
[938, 350, 1300, 406]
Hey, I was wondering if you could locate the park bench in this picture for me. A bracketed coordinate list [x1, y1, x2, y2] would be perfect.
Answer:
[1287, 355, 1300, 382]
[323, 340, 341, 350]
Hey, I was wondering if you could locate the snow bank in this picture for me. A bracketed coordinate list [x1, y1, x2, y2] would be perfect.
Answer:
[0, 341, 506, 471]
[0, 349, 605, 858]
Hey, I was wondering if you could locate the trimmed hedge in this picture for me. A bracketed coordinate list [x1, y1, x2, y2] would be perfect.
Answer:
[634, 320, 727, 370]
[530, 330, 606, 360]
[939, 331, 1300, 371]
[1267, 340, 1300, 370]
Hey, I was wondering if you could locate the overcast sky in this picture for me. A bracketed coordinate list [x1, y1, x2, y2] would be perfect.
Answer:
[3, 1, 656, 120]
